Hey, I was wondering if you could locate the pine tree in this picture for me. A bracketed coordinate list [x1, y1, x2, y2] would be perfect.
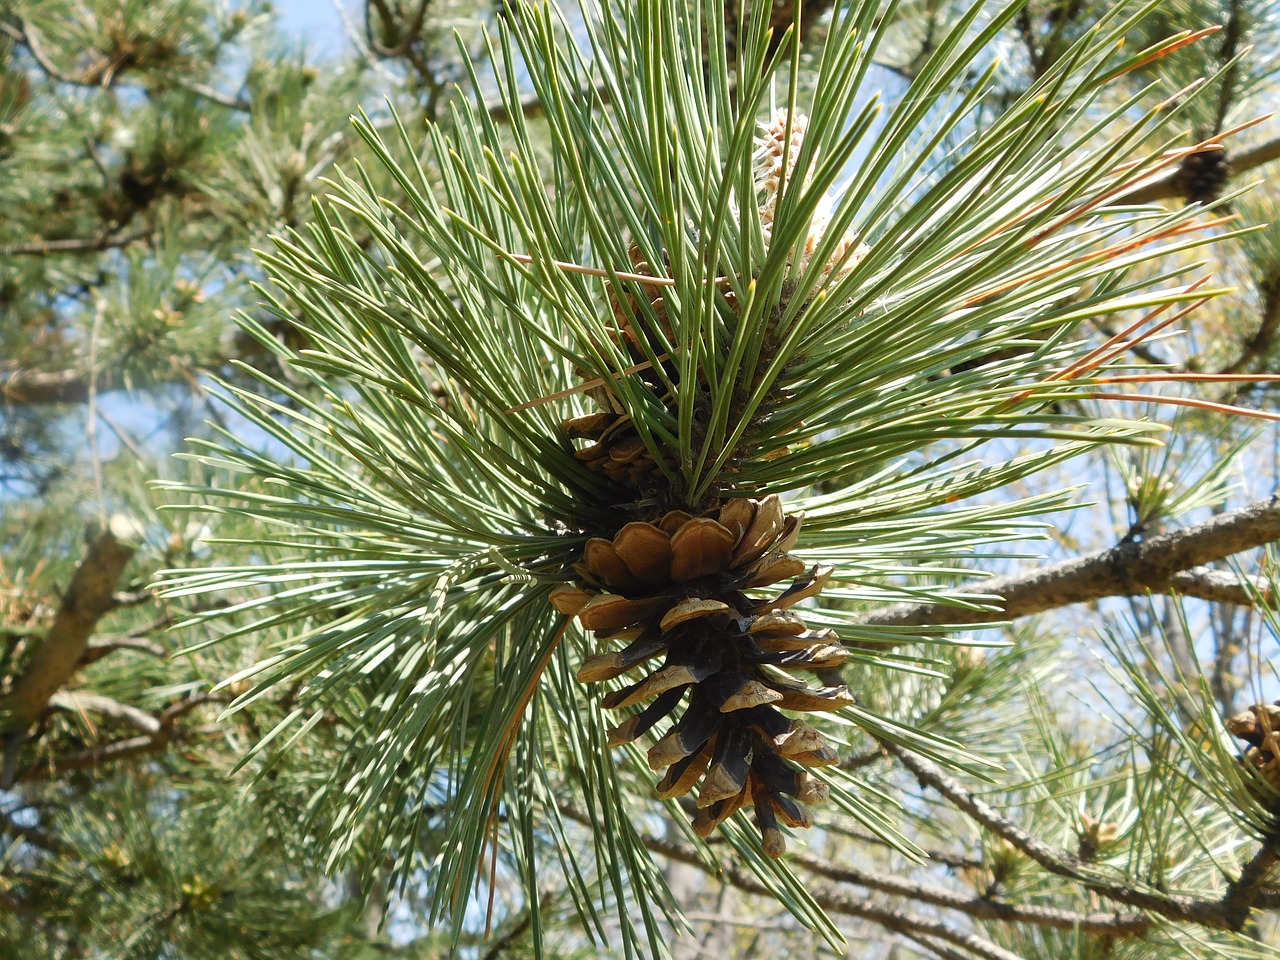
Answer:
[3, 1, 1280, 958]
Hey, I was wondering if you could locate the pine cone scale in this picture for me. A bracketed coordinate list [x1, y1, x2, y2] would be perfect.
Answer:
[563, 495, 847, 856]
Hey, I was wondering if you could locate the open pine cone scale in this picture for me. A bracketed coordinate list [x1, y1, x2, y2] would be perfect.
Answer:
[551, 494, 848, 856]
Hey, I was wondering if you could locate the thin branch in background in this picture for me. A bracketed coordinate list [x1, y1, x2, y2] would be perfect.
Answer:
[14, 698, 222, 783]
[1, 811, 67, 853]
[1166, 567, 1275, 605]
[901, 931, 980, 960]
[819, 821, 985, 873]
[883, 739, 1278, 932]
[671, 840, 1023, 960]
[78, 636, 167, 665]
[558, 804, 1026, 960]
[87, 307, 105, 523]
[1121, 132, 1280, 204]
[0, 18, 247, 109]
[0, 229, 151, 258]
[791, 850, 1152, 935]
[48, 691, 162, 735]
[1221, 840, 1280, 930]
[478, 909, 532, 960]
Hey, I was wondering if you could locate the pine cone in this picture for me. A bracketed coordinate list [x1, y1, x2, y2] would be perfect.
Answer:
[554, 110, 864, 856]
[1176, 149, 1231, 206]
[564, 411, 671, 489]
[1228, 702, 1280, 792]
[552, 495, 847, 856]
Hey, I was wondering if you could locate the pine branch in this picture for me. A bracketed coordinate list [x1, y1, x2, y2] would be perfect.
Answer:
[819, 821, 984, 872]
[0, 516, 142, 731]
[790, 850, 1153, 935]
[623, 827, 1028, 960]
[904, 933, 981, 960]
[855, 497, 1280, 631]
[1, 367, 97, 405]
[0, 229, 152, 257]
[14, 696, 221, 783]
[78, 637, 167, 665]
[556, 803, 1029, 958]
[1223, 283, 1280, 376]
[1166, 567, 1275, 606]
[479, 910, 533, 960]
[48, 691, 162, 734]
[0, 19, 248, 109]
[883, 740, 1278, 932]
[1, 318, 292, 407]
[1, 811, 67, 853]
[1221, 841, 1280, 931]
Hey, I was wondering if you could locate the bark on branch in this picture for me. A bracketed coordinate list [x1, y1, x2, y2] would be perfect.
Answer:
[856, 497, 1280, 631]
[0, 367, 97, 405]
[884, 740, 1277, 932]
[0, 516, 143, 730]
[14, 696, 222, 783]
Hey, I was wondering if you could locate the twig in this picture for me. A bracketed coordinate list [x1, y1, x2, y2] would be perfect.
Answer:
[882, 740, 1271, 931]
[1, 812, 68, 853]
[854, 497, 1280, 633]
[791, 850, 1151, 935]
[1166, 567, 1273, 606]
[479, 910, 532, 960]
[664, 836, 1026, 960]
[1220, 840, 1280, 930]
[1, 19, 247, 110]
[1120, 132, 1280, 204]
[819, 821, 984, 872]
[1224, 285, 1280, 377]
[1, 367, 95, 405]
[109, 589, 152, 609]
[14, 694, 222, 783]
[48, 691, 162, 734]
[0, 230, 151, 258]
[78, 636, 167, 665]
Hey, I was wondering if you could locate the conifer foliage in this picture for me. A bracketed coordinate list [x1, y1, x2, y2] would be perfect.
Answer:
[156, 0, 1272, 948]
[4, 0, 1280, 956]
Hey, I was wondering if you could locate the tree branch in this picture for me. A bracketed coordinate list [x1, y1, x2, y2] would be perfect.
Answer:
[1220, 840, 1280, 931]
[1, 811, 68, 854]
[855, 497, 1280, 632]
[883, 740, 1275, 931]
[14, 697, 221, 783]
[0, 229, 151, 258]
[1223, 283, 1280, 377]
[1121, 133, 1280, 204]
[1, 367, 95, 405]
[0, 19, 248, 110]
[791, 850, 1152, 935]
[0, 516, 143, 730]
[635, 830, 1026, 960]
[78, 636, 167, 665]
[557, 804, 1026, 960]
[48, 691, 162, 735]
[1167, 567, 1274, 606]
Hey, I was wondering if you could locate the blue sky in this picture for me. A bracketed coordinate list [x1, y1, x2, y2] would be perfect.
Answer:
[273, 0, 356, 54]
